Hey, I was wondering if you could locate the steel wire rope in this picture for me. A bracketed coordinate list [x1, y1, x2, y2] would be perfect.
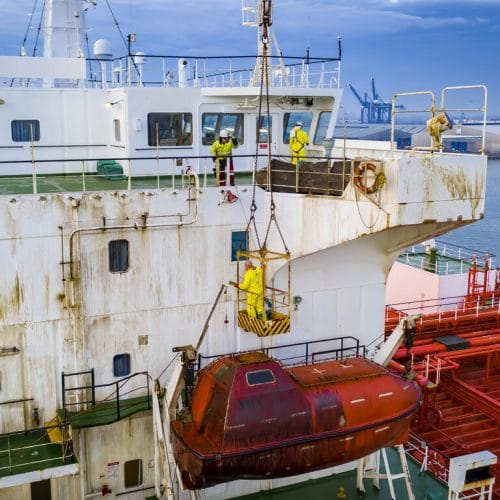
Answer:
[11, 0, 45, 88]
[19, 0, 39, 54]
[103, 0, 142, 81]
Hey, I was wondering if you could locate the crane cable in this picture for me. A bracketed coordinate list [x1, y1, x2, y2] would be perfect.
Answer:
[244, 0, 289, 256]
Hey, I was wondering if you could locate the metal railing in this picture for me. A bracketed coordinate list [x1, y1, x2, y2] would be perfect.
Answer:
[397, 240, 495, 276]
[197, 336, 366, 372]
[391, 85, 488, 154]
[61, 370, 151, 425]
[0, 153, 356, 196]
[5, 54, 341, 91]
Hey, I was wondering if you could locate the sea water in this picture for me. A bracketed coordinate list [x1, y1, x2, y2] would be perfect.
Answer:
[444, 158, 500, 261]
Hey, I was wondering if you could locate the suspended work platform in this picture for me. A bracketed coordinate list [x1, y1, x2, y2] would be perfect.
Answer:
[236, 248, 291, 337]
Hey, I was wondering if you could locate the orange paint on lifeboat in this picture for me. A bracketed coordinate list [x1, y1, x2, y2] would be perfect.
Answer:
[171, 352, 421, 489]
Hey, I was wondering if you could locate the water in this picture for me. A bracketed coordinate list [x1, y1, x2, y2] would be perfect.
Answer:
[440, 158, 500, 260]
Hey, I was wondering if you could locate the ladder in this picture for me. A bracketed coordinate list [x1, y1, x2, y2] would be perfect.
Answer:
[357, 445, 414, 500]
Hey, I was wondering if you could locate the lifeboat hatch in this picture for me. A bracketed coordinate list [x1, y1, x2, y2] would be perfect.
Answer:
[235, 249, 291, 336]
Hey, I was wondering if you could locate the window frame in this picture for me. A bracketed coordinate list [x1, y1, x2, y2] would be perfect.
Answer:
[246, 369, 276, 386]
[113, 353, 131, 377]
[231, 230, 249, 262]
[11, 120, 40, 142]
[256, 115, 272, 143]
[313, 111, 331, 145]
[124, 459, 143, 489]
[202, 113, 244, 145]
[147, 112, 193, 147]
[113, 119, 121, 142]
[108, 239, 130, 273]
[282, 112, 313, 143]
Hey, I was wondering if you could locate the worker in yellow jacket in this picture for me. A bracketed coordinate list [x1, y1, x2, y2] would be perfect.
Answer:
[235, 260, 266, 320]
[210, 129, 238, 186]
[289, 121, 309, 165]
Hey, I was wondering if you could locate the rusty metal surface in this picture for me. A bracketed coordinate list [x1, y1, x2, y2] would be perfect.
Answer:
[171, 354, 421, 489]
[255, 159, 351, 195]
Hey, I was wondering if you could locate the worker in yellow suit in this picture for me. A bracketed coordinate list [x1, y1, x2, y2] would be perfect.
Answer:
[235, 260, 266, 320]
[289, 121, 309, 165]
[210, 129, 238, 186]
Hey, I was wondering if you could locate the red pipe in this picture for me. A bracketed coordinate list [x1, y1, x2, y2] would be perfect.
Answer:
[388, 360, 429, 388]
[393, 333, 500, 360]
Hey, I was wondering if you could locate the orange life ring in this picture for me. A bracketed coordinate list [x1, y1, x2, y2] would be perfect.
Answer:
[353, 161, 379, 194]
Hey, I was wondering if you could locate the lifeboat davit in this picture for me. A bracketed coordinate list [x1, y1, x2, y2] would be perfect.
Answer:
[171, 351, 421, 489]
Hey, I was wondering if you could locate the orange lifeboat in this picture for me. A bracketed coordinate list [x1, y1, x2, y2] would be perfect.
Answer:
[171, 349, 421, 489]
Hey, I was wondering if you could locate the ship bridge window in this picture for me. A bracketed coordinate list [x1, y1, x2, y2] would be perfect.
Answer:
[124, 459, 143, 488]
[147, 113, 193, 147]
[314, 111, 331, 144]
[202, 113, 244, 145]
[231, 230, 249, 261]
[283, 112, 312, 143]
[246, 369, 276, 386]
[11, 120, 40, 142]
[257, 116, 272, 143]
[109, 239, 129, 273]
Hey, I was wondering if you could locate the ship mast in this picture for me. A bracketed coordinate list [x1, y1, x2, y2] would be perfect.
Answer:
[43, 0, 95, 58]
[242, 0, 289, 87]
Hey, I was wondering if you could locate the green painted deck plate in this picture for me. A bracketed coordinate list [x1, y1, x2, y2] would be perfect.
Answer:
[0, 429, 76, 478]
[0, 172, 254, 196]
[233, 448, 447, 499]
[63, 395, 152, 429]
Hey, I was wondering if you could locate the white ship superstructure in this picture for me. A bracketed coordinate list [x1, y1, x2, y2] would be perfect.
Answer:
[0, 1, 488, 499]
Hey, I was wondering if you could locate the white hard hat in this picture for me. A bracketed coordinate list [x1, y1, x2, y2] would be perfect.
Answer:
[219, 129, 229, 138]
[295, 121, 303, 127]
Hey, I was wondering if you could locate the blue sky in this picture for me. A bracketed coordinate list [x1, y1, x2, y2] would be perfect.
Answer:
[2, 0, 500, 120]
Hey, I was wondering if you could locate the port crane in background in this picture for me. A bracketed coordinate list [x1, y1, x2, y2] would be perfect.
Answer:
[348, 77, 404, 123]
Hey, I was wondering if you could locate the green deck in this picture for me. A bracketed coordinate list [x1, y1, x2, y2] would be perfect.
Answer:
[0, 429, 76, 478]
[397, 251, 478, 275]
[0, 172, 254, 196]
[63, 395, 152, 429]
[234, 448, 447, 500]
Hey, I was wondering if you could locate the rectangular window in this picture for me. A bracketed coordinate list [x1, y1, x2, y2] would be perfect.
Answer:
[314, 111, 331, 144]
[231, 231, 248, 261]
[11, 120, 40, 142]
[113, 119, 121, 142]
[124, 459, 143, 488]
[109, 239, 129, 273]
[246, 369, 276, 386]
[283, 112, 312, 143]
[113, 354, 131, 377]
[257, 116, 272, 143]
[147, 113, 193, 146]
[202, 113, 244, 145]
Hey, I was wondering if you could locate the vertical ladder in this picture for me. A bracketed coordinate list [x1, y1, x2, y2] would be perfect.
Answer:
[356, 445, 414, 500]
